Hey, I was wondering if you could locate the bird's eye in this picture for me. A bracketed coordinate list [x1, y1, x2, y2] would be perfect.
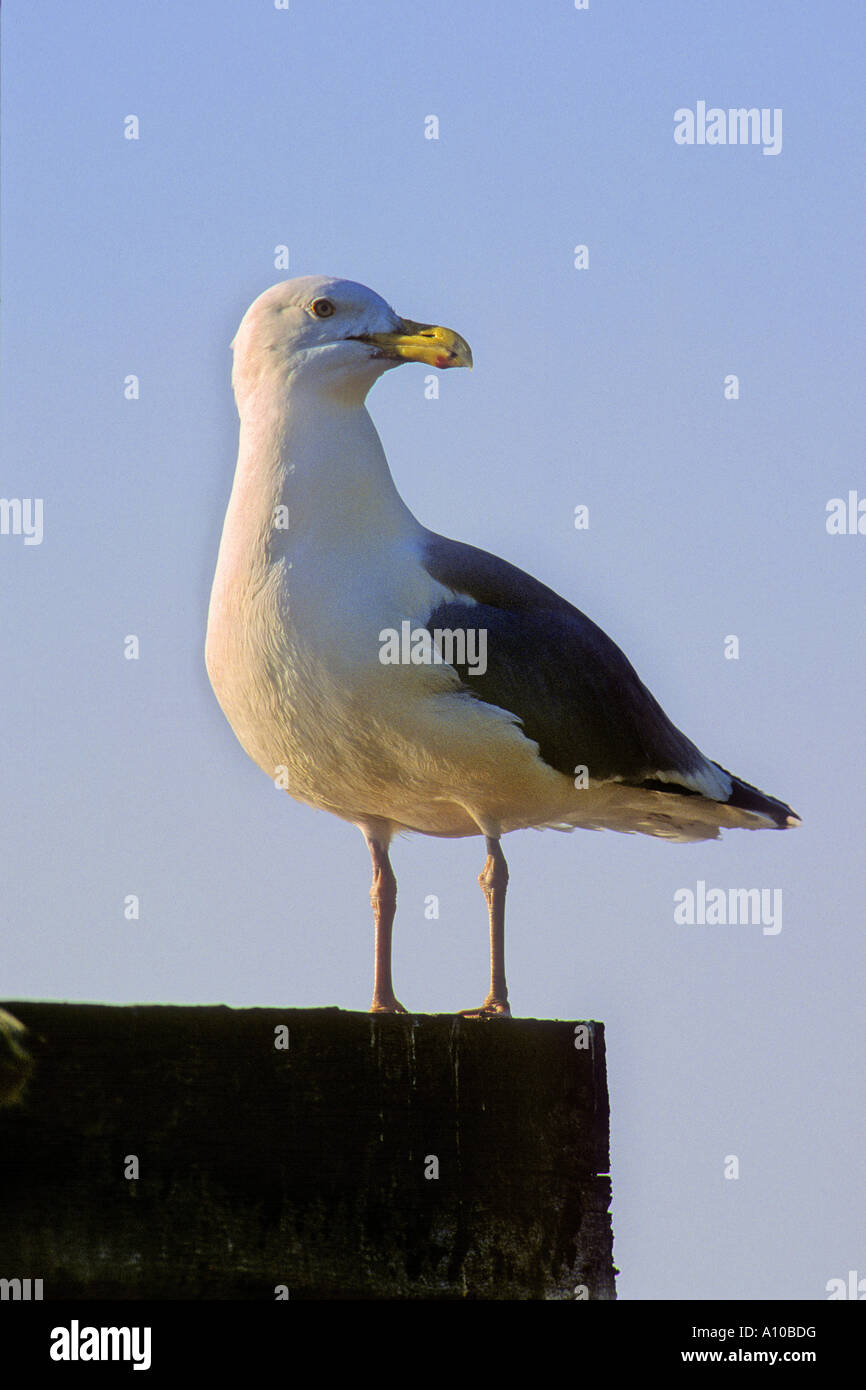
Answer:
[311, 298, 336, 319]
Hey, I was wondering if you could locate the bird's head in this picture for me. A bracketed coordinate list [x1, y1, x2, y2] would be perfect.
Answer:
[231, 275, 472, 408]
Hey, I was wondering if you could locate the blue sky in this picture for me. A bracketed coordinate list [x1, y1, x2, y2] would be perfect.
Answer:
[2, 1, 864, 1300]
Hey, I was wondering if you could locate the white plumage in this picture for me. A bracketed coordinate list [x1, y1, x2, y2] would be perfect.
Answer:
[206, 276, 799, 1016]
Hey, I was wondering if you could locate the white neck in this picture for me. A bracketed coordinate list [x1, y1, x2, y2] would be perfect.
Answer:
[214, 372, 419, 591]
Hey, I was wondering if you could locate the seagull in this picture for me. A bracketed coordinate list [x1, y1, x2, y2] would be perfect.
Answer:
[205, 276, 800, 1018]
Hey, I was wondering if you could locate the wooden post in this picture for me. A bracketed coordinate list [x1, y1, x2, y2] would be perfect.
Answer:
[0, 1003, 614, 1299]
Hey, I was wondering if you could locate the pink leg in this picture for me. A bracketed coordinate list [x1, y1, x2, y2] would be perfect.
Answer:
[460, 836, 512, 1018]
[366, 834, 407, 1014]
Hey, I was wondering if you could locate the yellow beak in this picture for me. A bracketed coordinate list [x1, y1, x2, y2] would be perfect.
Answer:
[359, 318, 473, 370]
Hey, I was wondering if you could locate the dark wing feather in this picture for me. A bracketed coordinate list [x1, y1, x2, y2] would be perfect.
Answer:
[421, 531, 707, 784]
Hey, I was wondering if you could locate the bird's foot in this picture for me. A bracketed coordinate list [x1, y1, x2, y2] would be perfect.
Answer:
[458, 998, 512, 1020]
[369, 996, 409, 1015]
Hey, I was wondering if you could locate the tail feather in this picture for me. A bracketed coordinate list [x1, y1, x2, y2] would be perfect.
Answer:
[629, 763, 800, 832]
[715, 765, 800, 829]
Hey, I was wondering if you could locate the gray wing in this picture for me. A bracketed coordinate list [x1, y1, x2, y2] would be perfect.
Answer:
[421, 530, 798, 826]
[420, 529, 710, 786]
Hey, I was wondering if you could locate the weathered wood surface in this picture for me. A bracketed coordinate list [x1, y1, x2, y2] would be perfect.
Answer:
[0, 1003, 614, 1300]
